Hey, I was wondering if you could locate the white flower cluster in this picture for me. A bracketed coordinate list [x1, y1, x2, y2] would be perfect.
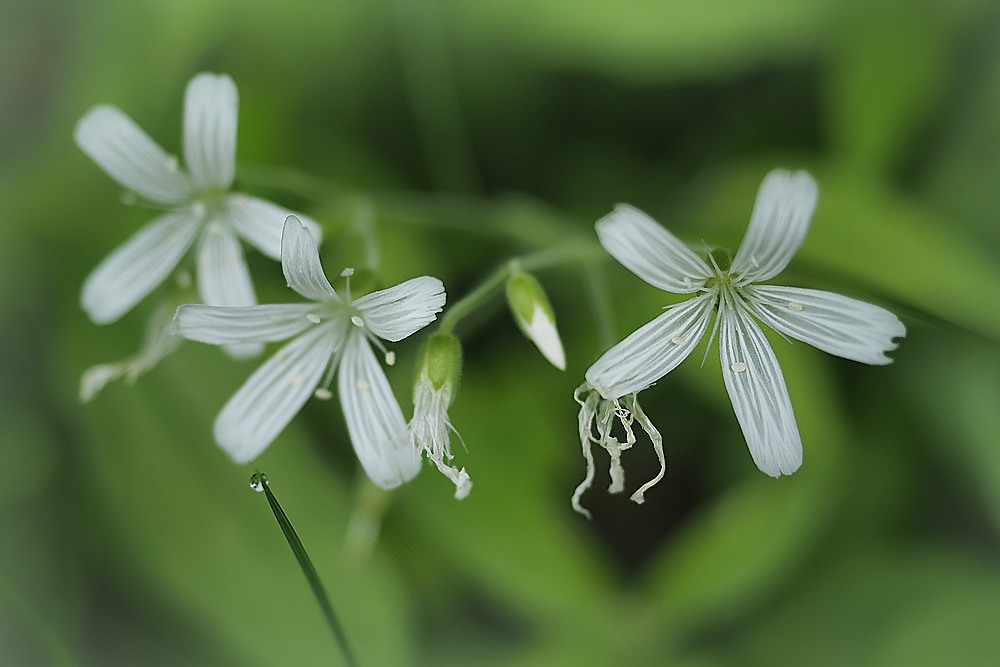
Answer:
[77, 73, 465, 496]
[77, 74, 906, 509]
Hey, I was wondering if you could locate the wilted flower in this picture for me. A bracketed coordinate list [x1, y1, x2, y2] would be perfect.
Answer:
[574, 169, 906, 516]
[410, 333, 471, 499]
[176, 216, 445, 489]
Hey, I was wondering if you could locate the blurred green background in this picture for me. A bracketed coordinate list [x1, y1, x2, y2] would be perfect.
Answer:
[3, 0, 1000, 664]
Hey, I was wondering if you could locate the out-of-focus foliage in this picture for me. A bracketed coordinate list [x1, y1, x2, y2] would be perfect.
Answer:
[2, 0, 999, 664]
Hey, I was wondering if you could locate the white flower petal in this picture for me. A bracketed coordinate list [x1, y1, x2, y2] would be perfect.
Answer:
[176, 303, 319, 344]
[196, 221, 256, 307]
[354, 276, 445, 342]
[81, 209, 201, 324]
[718, 290, 802, 477]
[731, 170, 818, 282]
[183, 73, 238, 190]
[225, 194, 322, 260]
[75, 105, 192, 204]
[586, 292, 716, 399]
[214, 321, 344, 463]
[281, 216, 338, 301]
[338, 331, 420, 489]
[595, 204, 712, 293]
[746, 285, 906, 365]
[521, 303, 566, 370]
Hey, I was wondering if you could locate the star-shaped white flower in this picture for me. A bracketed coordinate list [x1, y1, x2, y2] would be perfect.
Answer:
[75, 72, 321, 330]
[175, 216, 446, 489]
[573, 169, 906, 515]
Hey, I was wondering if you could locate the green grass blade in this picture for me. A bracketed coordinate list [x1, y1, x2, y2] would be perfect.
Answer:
[252, 473, 358, 667]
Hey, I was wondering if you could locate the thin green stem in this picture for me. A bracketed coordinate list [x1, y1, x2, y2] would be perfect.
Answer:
[437, 240, 603, 336]
[583, 263, 617, 349]
[437, 262, 510, 336]
[253, 473, 358, 667]
[238, 163, 577, 247]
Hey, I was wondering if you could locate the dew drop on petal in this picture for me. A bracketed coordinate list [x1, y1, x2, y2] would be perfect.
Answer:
[249, 472, 268, 493]
[787, 301, 804, 312]
[731, 361, 747, 373]
[314, 387, 333, 400]
[670, 336, 686, 345]
[306, 313, 321, 324]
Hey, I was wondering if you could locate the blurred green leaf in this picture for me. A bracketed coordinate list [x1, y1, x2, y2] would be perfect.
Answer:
[59, 322, 414, 666]
[447, 0, 835, 80]
[825, 1, 965, 174]
[640, 345, 845, 637]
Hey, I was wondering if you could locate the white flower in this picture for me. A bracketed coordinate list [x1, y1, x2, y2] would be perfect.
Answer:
[75, 72, 321, 338]
[573, 169, 906, 515]
[175, 216, 446, 489]
[410, 334, 471, 499]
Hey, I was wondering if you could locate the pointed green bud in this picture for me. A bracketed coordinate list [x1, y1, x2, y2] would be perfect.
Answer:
[505, 270, 566, 370]
[416, 333, 462, 398]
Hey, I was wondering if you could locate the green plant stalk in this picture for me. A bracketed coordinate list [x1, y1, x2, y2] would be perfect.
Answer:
[437, 239, 602, 336]
[259, 476, 358, 667]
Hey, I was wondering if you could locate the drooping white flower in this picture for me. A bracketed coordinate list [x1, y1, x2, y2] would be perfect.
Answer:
[573, 169, 906, 515]
[75, 72, 321, 335]
[175, 216, 446, 489]
[410, 333, 471, 499]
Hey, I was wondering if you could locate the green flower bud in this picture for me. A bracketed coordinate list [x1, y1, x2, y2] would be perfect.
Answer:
[416, 333, 463, 397]
[505, 270, 566, 370]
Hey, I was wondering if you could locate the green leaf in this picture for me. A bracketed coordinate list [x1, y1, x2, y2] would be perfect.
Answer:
[447, 0, 836, 81]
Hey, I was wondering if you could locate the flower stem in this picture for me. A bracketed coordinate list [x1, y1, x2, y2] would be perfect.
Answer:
[253, 473, 358, 667]
[437, 239, 602, 336]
